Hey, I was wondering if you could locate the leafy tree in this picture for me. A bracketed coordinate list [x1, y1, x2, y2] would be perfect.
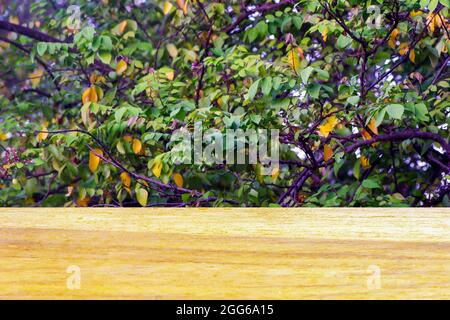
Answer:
[0, 0, 449, 207]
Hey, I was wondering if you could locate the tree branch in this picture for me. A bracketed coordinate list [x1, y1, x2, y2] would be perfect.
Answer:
[0, 20, 69, 43]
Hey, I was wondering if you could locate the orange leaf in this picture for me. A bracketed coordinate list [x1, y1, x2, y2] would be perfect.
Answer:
[367, 117, 378, 135]
[173, 173, 183, 188]
[118, 20, 127, 35]
[166, 70, 175, 81]
[361, 129, 372, 140]
[82, 86, 98, 104]
[177, 0, 188, 14]
[360, 155, 370, 169]
[271, 167, 280, 181]
[76, 196, 90, 207]
[409, 49, 415, 63]
[321, 27, 328, 42]
[132, 138, 142, 154]
[296, 47, 305, 60]
[399, 42, 409, 56]
[323, 144, 333, 162]
[388, 28, 399, 49]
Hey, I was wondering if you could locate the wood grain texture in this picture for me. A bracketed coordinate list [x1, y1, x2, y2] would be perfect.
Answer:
[0, 208, 449, 299]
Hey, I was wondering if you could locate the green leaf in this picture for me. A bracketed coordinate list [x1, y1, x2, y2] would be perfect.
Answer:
[374, 109, 387, 126]
[385, 104, 404, 119]
[261, 77, 272, 96]
[428, 0, 438, 11]
[413, 103, 429, 122]
[98, 50, 112, 64]
[300, 66, 314, 85]
[307, 83, 321, 99]
[247, 79, 260, 101]
[292, 16, 303, 29]
[362, 179, 381, 189]
[37, 42, 47, 56]
[255, 20, 268, 37]
[336, 34, 352, 49]
[115, 107, 127, 123]
[346, 95, 360, 106]
[136, 188, 148, 206]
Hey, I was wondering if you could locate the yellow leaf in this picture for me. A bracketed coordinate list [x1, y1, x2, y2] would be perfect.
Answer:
[360, 155, 370, 169]
[29, 68, 44, 88]
[9, 16, 19, 25]
[173, 173, 183, 188]
[90, 73, 106, 84]
[116, 60, 127, 75]
[0, 132, 7, 141]
[318, 123, 333, 137]
[37, 127, 48, 142]
[318, 115, 339, 137]
[321, 27, 328, 42]
[271, 167, 280, 181]
[166, 43, 178, 58]
[410, 10, 421, 17]
[434, 14, 442, 28]
[388, 28, 399, 49]
[152, 159, 163, 178]
[287, 48, 301, 73]
[132, 138, 142, 154]
[427, 13, 440, 33]
[118, 20, 127, 35]
[163, 2, 173, 15]
[323, 144, 333, 162]
[399, 42, 409, 56]
[327, 115, 339, 127]
[409, 49, 415, 63]
[120, 172, 131, 188]
[136, 188, 148, 206]
[89, 148, 103, 173]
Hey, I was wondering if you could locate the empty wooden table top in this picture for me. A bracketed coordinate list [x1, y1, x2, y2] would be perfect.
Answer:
[0, 208, 449, 299]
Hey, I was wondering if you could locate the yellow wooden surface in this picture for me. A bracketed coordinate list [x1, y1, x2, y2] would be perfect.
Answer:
[0, 208, 449, 299]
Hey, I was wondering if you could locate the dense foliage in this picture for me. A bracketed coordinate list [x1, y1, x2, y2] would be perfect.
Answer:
[0, 0, 449, 207]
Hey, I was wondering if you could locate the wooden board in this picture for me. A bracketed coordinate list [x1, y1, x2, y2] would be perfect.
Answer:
[0, 208, 449, 299]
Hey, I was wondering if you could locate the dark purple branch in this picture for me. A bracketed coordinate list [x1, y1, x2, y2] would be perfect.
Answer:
[0, 20, 69, 43]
